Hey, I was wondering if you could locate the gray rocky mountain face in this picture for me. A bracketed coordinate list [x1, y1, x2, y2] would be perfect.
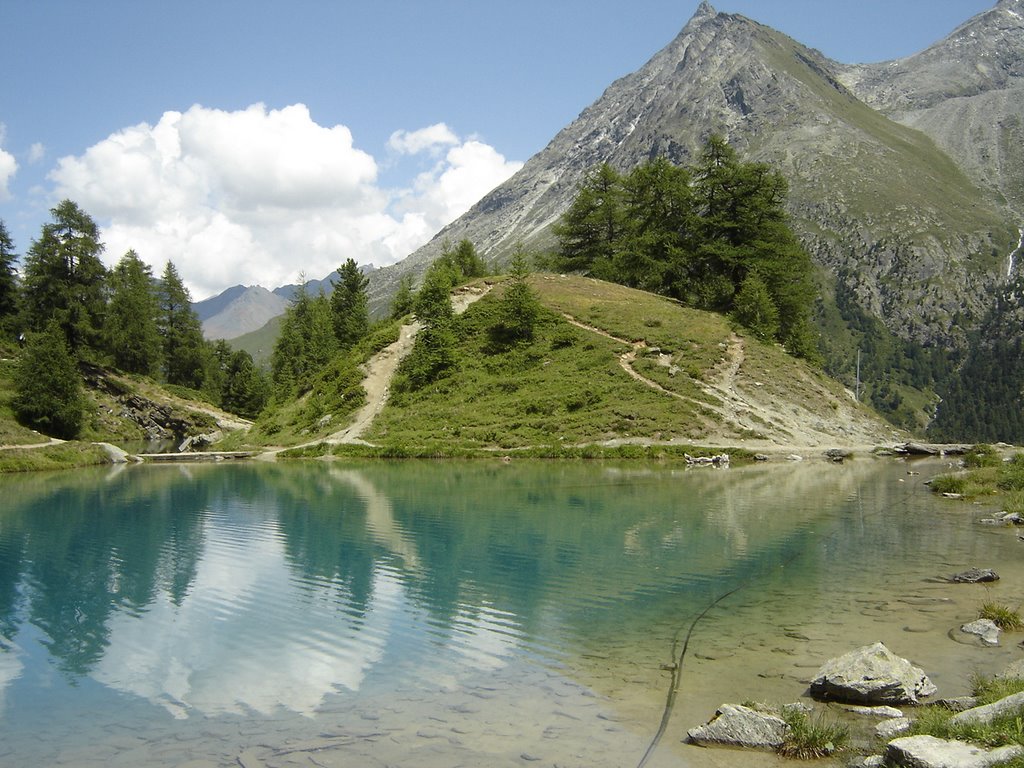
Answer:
[368, 1, 1020, 351]
[840, 0, 1024, 218]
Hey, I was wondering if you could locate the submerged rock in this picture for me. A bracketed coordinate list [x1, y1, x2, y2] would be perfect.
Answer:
[885, 734, 1023, 768]
[685, 704, 790, 749]
[809, 642, 936, 705]
[960, 619, 1001, 646]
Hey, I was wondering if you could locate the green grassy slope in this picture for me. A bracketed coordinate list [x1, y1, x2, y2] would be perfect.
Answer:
[362, 275, 894, 452]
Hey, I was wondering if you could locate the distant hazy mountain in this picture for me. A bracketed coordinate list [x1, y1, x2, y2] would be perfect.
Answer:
[198, 286, 289, 341]
[196, 266, 375, 341]
[365, 0, 1019, 352]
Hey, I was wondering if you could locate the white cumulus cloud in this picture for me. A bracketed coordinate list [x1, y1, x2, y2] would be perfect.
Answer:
[0, 124, 17, 201]
[388, 123, 459, 155]
[49, 104, 522, 299]
[28, 143, 45, 164]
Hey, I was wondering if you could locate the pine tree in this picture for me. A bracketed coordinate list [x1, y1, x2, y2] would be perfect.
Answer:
[451, 239, 486, 279]
[390, 274, 416, 320]
[158, 261, 206, 389]
[222, 349, 269, 419]
[330, 258, 369, 349]
[271, 285, 338, 396]
[733, 273, 779, 341]
[553, 163, 624, 275]
[0, 219, 18, 327]
[13, 321, 85, 439]
[105, 250, 162, 375]
[495, 248, 540, 343]
[21, 200, 108, 352]
[400, 263, 457, 388]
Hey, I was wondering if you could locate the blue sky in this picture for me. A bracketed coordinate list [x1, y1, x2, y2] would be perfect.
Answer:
[0, 0, 994, 299]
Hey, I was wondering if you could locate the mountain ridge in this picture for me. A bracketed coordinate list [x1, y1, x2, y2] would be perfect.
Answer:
[365, 1, 1015, 351]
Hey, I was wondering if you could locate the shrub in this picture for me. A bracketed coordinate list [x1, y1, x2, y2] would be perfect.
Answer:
[964, 444, 1001, 468]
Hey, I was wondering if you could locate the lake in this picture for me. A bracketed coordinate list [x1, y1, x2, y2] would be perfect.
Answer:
[0, 458, 1021, 767]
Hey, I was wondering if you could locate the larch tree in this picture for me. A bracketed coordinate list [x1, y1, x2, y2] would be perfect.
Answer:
[20, 200, 108, 353]
[330, 259, 369, 350]
[158, 261, 207, 389]
[13, 320, 85, 439]
[0, 220, 18, 328]
[105, 250, 162, 375]
[390, 274, 416, 320]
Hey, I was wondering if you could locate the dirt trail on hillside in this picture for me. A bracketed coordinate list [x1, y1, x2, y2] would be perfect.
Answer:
[262, 284, 492, 458]
[560, 314, 897, 453]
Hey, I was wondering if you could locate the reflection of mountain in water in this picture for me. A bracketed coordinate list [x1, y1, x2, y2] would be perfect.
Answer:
[0, 459, 935, 719]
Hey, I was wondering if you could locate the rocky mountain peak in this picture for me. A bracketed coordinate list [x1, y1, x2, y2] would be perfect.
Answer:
[690, 1, 718, 26]
[367, 1, 1017, 353]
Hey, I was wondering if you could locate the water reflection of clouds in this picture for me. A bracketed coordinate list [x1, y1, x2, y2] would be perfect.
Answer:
[92, 513, 399, 719]
[0, 639, 23, 712]
[89, 469, 526, 721]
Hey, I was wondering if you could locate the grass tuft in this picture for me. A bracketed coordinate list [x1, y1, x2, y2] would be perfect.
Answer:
[777, 707, 849, 759]
[979, 602, 1024, 631]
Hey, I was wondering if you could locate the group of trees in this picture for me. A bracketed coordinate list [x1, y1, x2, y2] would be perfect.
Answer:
[1, 201, 270, 437]
[553, 137, 818, 358]
[270, 259, 370, 397]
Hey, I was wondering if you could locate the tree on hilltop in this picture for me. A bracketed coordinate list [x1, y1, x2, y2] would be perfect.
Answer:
[330, 258, 370, 350]
[554, 137, 818, 358]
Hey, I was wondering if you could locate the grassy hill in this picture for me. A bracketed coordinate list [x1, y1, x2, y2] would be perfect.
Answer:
[357, 275, 897, 454]
[0, 274, 901, 470]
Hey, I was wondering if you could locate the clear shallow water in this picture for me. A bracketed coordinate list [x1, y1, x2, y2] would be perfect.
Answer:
[0, 459, 1021, 767]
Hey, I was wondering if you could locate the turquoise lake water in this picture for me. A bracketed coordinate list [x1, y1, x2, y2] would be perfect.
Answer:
[0, 458, 1021, 767]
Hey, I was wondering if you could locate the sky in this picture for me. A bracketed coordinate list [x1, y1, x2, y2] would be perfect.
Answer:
[0, 0, 994, 300]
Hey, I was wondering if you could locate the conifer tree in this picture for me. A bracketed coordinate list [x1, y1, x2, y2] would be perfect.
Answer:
[330, 258, 369, 349]
[221, 349, 269, 419]
[0, 220, 18, 327]
[496, 248, 540, 343]
[271, 284, 338, 395]
[390, 274, 416, 320]
[21, 200, 108, 352]
[400, 262, 457, 388]
[733, 272, 779, 341]
[105, 250, 162, 375]
[13, 321, 85, 439]
[451, 239, 486, 279]
[158, 261, 206, 388]
[553, 163, 624, 275]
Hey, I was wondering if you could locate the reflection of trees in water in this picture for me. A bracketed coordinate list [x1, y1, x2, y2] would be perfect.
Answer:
[0, 467, 211, 677]
[0, 459, 950, 685]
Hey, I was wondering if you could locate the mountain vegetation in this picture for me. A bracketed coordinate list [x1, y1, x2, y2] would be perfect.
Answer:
[4, 2, 1023, 452]
[552, 138, 817, 358]
[349, 0, 1022, 442]
[1, 202, 271, 440]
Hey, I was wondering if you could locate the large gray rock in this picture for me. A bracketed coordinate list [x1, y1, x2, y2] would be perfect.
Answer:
[885, 735, 1024, 768]
[950, 691, 1024, 727]
[686, 704, 790, 749]
[809, 642, 936, 704]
